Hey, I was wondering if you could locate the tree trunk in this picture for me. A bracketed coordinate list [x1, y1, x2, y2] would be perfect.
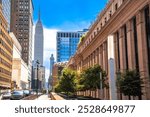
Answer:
[89, 90, 91, 97]
[128, 95, 131, 100]
[138, 95, 142, 100]
[95, 89, 97, 98]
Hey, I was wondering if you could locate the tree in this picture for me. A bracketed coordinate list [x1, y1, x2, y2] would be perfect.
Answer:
[55, 68, 77, 96]
[117, 70, 143, 100]
[77, 64, 107, 97]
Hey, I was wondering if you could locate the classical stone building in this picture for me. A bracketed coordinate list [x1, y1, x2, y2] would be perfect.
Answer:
[67, 0, 150, 100]
[0, 2, 13, 90]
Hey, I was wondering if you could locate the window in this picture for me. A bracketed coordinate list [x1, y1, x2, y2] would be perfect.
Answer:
[115, 3, 118, 11]
[133, 17, 139, 71]
[124, 25, 128, 70]
[109, 11, 112, 17]
[105, 17, 107, 23]
[116, 32, 120, 70]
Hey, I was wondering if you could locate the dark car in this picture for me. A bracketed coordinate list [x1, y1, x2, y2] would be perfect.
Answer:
[23, 90, 31, 96]
[2, 92, 11, 100]
[11, 90, 24, 100]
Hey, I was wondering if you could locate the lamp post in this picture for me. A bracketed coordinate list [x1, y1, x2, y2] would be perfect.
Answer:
[36, 60, 39, 98]
[100, 72, 102, 99]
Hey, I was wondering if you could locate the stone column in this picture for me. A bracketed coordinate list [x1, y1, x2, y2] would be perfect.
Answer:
[93, 51, 95, 65]
[136, 11, 149, 99]
[103, 43, 106, 71]
[97, 48, 99, 65]
[119, 28, 125, 71]
[100, 45, 103, 68]
[107, 35, 117, 100]
[126, 21, 134, 69]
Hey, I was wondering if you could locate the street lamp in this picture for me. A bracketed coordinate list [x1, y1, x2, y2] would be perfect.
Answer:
[36, 60, 40, 98]
[100, 72, 102, 99]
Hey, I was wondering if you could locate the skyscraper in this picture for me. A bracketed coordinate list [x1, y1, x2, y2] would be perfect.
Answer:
[1, 0, 10, 31]
[34, 9, 44, 65]
[56, 29, 88, 62]
[50, 54, 54, 76]
[31, 9, 45, 91]
[10, 0, 34, 88]
[48, 54, 54, 89]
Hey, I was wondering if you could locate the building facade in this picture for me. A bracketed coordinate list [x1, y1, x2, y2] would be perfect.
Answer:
[1, 0, 10, 31]
[0, 3, 13, 90]
[52, 62, 68, 91]
[56, 29, 88, 62]
[10, 33, 28, 90]
[67, 0, 150, 100]
[10, 0, 34, 88]
[31, 62, 45, 91]
[34, 9, 44, 65]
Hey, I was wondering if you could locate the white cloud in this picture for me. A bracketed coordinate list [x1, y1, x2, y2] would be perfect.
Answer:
[43, 28, 58, 62]
[43, 28, 59, 81]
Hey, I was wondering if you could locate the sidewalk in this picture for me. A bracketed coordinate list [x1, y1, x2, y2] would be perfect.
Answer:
[35, 94, 51, 100]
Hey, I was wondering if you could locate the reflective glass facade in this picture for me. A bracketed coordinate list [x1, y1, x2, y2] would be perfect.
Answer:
[1, 0, 10, 31]
[57, 30, 87, 62]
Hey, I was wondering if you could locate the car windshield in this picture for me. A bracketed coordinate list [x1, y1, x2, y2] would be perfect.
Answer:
[4, 92, 11, 95]
[24, 90, 29, 93]
[12, 91, 23, 95]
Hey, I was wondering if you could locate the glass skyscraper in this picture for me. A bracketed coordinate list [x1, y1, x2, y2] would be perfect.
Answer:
[56, 29, 88, 62]
[1, 0, 10, 31]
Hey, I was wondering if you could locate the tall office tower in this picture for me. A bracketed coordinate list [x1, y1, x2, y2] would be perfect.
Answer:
[50, 54, 54, 76]
[1, 0, 10, 31]
[48, 54, 54, 89]
[34, 9, 44, 65]
[31, 9, 45, 91]
[56, 29, 88, 62]
[0, 2, 13, 90]
[10, 0, 34, 88]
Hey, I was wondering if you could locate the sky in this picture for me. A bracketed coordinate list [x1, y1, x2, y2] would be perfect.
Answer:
[32, 0, 108, 81]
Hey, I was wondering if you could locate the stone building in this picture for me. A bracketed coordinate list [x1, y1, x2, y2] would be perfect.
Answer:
[52, 62, 68, 91]
[10, 33, 28, 90]
[67, 0, 150, 100]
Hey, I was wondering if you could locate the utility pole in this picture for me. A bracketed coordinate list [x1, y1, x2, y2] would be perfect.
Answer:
[100, 72, 102, 99]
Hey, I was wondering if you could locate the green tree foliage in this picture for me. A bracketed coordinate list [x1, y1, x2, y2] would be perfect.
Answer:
[117, 70, 143, 100]
[77, 64, 107, 91]
[55, 68, 77, 96]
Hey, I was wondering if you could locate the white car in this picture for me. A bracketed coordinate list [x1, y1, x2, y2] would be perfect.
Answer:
[2, 92, 11, 100]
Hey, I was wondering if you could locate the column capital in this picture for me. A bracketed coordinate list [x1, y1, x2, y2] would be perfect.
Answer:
[136, 11, 144, 25]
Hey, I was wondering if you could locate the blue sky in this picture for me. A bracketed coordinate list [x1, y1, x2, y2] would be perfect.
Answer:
[33, 0, 107, 30]
[32, 0, 107, 81]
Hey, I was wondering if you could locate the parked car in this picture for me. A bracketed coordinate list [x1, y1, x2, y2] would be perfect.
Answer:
[11, 90, 24, 100]
[2, 92, 11, 100]
[23, 90, 31, 96]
